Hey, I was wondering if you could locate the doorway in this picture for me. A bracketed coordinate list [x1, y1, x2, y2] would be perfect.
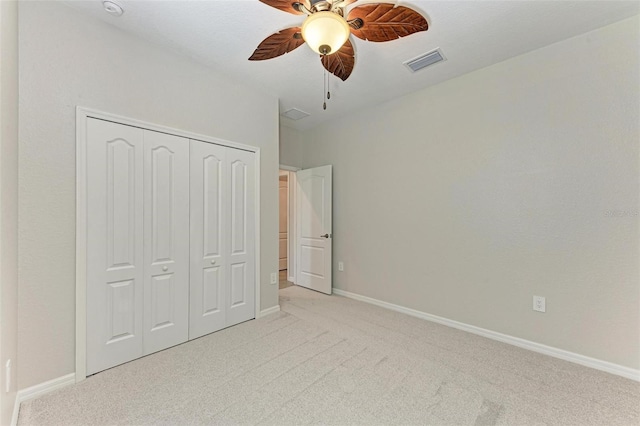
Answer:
[278, 164, 333, 295]
[279, 169, 295, 289]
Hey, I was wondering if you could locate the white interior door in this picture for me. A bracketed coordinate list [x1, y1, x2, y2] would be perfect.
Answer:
[143, 130, 189, 355]
[296, 165, 332, 294]
[86, 119, 144, 375]
[225, 148, 256, 327]
[279, 177, 288, 271]
[189, 141, 227, 339]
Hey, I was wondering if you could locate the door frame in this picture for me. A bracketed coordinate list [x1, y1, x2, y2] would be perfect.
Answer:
[75, 107, 262, 383]
[279, 165, 299, 284]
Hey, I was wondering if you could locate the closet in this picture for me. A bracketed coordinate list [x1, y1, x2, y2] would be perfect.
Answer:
[85, 118, 256, 375]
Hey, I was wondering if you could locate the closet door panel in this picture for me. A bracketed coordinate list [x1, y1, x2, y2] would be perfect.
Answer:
[86, 119, 144, 375]
[189, 141, 228, 339]
[226, 149, 256, 327]
[143, 130, 190, 354]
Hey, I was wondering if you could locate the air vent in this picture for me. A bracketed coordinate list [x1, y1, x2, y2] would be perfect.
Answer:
[281, 108, 310, 120]
[403, 48, 445, 73]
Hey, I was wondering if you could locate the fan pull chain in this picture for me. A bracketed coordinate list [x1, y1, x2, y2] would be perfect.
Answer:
[323, 68, 327, 110]
[322, 67, 332, 111]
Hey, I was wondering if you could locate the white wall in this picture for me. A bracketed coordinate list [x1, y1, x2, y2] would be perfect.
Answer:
[0, 1, 19, 423]
[283, 16, 640, 370]
[19, 1, 279, 389]
[280, 126, 306, 168]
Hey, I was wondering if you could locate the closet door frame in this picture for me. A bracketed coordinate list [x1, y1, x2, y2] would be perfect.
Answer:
[75, 107, 262, 383]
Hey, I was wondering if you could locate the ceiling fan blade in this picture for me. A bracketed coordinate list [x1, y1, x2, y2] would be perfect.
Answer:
[347, 4, 428, 42]
[259, 0, 309, 15]
[249, 27, 305, 61]
[320, 38, 355, 81]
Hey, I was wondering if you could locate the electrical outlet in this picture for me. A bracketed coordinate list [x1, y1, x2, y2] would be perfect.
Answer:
[533, 296, 546, 313]
[5, 359, 11, 393]
[338, 262, 344, 272]
[270, 272, 277, 285]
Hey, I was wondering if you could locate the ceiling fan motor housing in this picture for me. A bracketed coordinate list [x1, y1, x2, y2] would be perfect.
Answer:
[311, 0, 332, 13]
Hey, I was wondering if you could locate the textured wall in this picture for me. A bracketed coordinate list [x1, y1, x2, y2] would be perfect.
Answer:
[0, 0, 19, 423]
[19, 1, 279, 389]
[285, 16, 640, 369]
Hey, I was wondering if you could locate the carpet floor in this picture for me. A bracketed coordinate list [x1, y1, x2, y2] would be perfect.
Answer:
[18, 285, 640, 425]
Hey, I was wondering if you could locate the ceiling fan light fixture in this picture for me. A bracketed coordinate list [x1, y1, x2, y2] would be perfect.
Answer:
[301, 11, 350, 55]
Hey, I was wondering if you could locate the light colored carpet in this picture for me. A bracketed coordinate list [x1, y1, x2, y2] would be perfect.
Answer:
[18, 286, 640, 425]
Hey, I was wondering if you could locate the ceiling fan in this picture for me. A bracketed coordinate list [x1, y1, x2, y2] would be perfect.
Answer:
[249, 0, 429, 82]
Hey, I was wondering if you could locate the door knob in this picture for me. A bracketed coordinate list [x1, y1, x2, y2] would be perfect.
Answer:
[320, 234, 330, 238]
[210, 259, 216, 265]
[162, 266, 169, 272]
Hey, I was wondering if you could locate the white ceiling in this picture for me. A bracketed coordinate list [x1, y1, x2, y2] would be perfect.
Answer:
[63, 0, 639, 130]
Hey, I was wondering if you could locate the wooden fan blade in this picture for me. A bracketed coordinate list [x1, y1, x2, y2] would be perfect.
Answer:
[249, 27, 305, 61]
[320, 38, 355, 81]
[347, 4, 428, 42]
[259, 0, 309, 15]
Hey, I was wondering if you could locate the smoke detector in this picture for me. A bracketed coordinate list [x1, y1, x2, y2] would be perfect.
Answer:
[103, 1, 124, 17]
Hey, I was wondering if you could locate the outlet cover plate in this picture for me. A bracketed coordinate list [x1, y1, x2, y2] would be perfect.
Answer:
[270, 272, 277, 285]
[533, 296, 546, 313]
[338, 262, 344, 272]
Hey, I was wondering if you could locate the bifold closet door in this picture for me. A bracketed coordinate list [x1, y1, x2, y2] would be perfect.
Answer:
[87, 119, 145, 375]
[189, 141, 256, 339]
[225, 147, 256, 328]
[86, 119, 190, 375]
[189, 141, 227, 339]
[142, 130, 190, 355]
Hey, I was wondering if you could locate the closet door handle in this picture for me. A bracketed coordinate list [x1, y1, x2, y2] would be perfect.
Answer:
[162, 266, 169, 272]
[320, 234, 330, 238]
[210, 259, 216, 265]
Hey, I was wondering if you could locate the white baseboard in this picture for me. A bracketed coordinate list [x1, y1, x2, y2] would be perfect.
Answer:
[333, 288, 640, 382]
[11, 373, 76, 426]
[258, 304, 281, 318]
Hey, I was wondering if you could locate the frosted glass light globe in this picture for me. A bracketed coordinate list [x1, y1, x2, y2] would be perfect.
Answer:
[301, 11, 350, 55]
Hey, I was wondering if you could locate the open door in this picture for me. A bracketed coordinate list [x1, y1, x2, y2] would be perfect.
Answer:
[296, 165, 332, 294]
